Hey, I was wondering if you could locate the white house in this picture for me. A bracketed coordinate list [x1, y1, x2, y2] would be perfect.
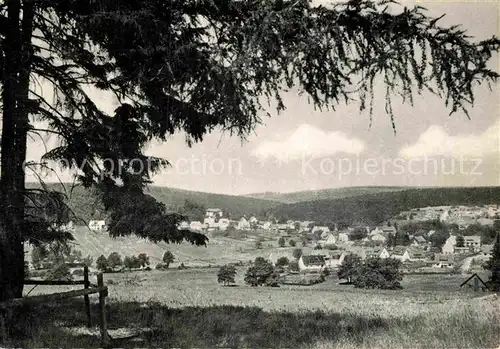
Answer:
[439, 210, 450, 222]
[407, 247, 427, 261]
[237, 217, 250, 230]
[89, 220, 106, 231]
[326, 251, 346, 269]
[369, 227, 384, 236]
[286, 220, 296, 230]
[411, 236, 427, 246]
[190, 221, 203, 231]
[298, 255, 326, 272]
[464, 235, 481, 252]
[249, 216, 258, 224]
[371, 233, 387, 242]
[260, 221, 272, 230]
[320, 230, 331, 240]
[365, 247, 390, 259]
[177, 221, 190, 229]
[432, 254, 455, 268]
[300, 221, 315, 231]
[322, 233, 337, 246]
[312, 226, 330, 235]
[391, 247, 411, 262]
[205, 208, 223, 218]
[337, 232, 349, 243]
[441, 235, 457, 254]
[218, 218, 230, 231]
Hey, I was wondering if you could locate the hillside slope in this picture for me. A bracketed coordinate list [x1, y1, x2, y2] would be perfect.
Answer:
[25, 182, 281, 222]
[245, 186, 411, 203]
[266, 187, 500, 225]
[25, 226, 282, 267]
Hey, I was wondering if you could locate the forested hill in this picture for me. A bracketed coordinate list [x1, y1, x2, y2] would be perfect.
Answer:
[25, 182, 281, 223]
[264, 187, 500, 225]
[245, 186, 411, 203]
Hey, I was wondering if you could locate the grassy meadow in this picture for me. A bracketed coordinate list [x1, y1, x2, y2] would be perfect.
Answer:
[13, 268, 500, 348]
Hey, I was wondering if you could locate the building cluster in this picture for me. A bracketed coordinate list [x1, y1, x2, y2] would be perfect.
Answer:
[398, 204, 499, 228]
[269, 234, 495, 274]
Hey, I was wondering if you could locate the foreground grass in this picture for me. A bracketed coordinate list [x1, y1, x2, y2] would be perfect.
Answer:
[7, 297, 500, 348]
[8, 270, 500, 348]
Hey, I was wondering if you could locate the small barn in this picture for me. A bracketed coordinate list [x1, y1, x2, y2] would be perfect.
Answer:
[460, 273, 490, 292]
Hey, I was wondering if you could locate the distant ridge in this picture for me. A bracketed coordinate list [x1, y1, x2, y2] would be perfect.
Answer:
[25, 182, 282, 223]
[245, 186, 412, 203]
[264, 186, 500, 225]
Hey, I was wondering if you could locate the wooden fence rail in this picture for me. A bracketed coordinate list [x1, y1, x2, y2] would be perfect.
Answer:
[0, 266, 110, 346]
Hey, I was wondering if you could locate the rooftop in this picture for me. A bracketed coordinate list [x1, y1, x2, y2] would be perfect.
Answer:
[301, 255, 326, 266]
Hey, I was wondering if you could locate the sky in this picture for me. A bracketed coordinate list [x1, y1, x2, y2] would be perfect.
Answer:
[26, 0, 500, 195]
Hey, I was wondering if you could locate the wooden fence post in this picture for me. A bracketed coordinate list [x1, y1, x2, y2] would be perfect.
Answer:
[83, 266, 92, 327]
[97, 273, 110, 346]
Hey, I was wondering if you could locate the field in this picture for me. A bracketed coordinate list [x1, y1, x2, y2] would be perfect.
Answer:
[25, 226, 294, 267]
[15, 268, 500, 348]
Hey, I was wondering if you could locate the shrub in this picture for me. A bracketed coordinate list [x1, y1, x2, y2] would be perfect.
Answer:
[289, 239, 297, 247]
[96, 255, 109, 272]
[278, 237, 285, 247]
[138, 253, 150, 268]
[352, 258, 403, 290]
[217, 265, 237, 286]
[292, 248, 303, 260]
[107, 252, 123, 270]
[276, 256, 289, 267]
[162, 251, 175, 268]
[288, 260, 299, 272]
[124, 256, 140, 270]
[44, 262, 72, 281]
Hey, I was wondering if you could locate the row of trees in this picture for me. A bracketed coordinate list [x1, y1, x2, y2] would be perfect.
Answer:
[277, 237, 297, 248]
[95, 251, 175, 272]
[218, 258, 281, 287]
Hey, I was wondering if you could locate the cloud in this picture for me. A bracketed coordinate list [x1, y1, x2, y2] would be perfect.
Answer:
[251, 124, 365, 161]
[399, 118, 500, 158]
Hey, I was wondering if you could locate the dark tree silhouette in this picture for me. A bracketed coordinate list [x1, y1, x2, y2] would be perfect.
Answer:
[217, 265, 237, 286]
[162, 251, 175, 268]
[484, 233, 500, 291]
[337, 254, 362, 283]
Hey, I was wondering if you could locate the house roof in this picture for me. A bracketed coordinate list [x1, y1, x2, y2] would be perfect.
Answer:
[434, 253, 455, 262]
[329, 252, 345, 260]
[206, 208, 222, 212]
[301, 255, 326, 266]
[407, 247, 426, 258]
[413, 236, 427, 243]
[391, 246, 408, 256]
[464, 235, 481, 243]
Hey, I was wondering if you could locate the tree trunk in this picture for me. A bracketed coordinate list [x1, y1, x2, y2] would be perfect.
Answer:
[0, 0, 34, 302]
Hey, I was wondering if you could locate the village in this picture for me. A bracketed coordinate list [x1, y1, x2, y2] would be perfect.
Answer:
[82, 204, 498, 276]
